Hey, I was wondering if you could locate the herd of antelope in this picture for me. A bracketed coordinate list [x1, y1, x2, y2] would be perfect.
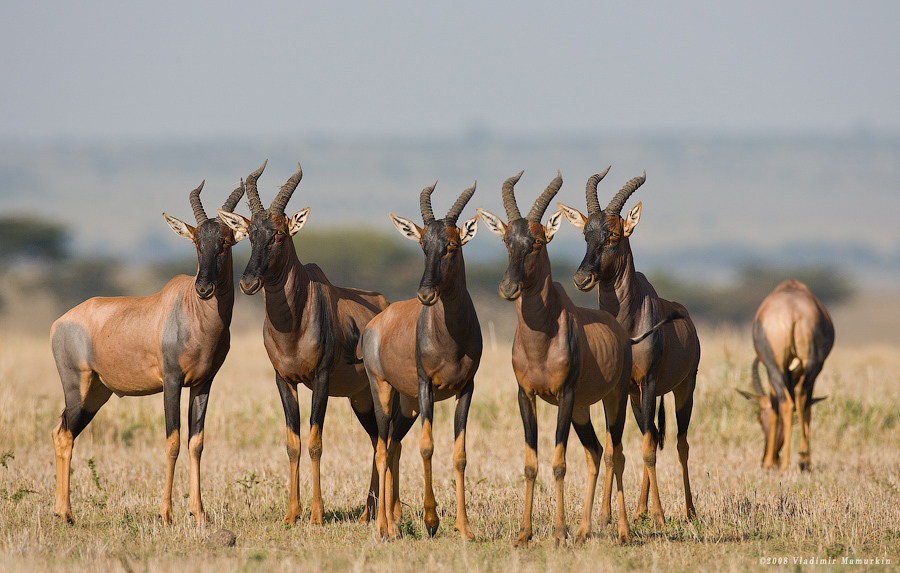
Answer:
[49, 161, 834, 545]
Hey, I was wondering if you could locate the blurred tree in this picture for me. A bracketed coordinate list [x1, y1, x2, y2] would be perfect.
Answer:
[0, 216, 69, 264]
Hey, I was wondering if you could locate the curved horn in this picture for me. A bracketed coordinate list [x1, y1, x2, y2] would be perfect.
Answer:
[606, 170, 646, 218]
[445, 181, 476, 226]
[245, 160, 268, 216]
[586, 166, 611, 215]
[220, 179, 246, 214]
[270, 162, 303, 215]
[420, 181, 437, 224]
[502, 171, 524, 221]
[189, 180, 208, 224]
[526, 171, 563, 223]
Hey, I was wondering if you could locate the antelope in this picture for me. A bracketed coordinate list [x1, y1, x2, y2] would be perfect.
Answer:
[51, 180, 245, 524]
[361, 181, 481, 541]
[479, 171, 676, 546]
[737, 279, 834, 471]
[217, 161, 389, 525]
[557, 169, 700, 527]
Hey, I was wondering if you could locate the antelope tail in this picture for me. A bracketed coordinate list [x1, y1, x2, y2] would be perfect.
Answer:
[630, 310, 687, 345]
[344, 318, 364, 365]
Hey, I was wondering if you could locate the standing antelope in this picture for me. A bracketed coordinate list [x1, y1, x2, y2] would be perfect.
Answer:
[218, 161, 389, 525]
[362, 182, 481, 541]
[557, 169, 700, 527]
[51, 180, 245, 524]
[738, 279, 834, 471]
[478, 171, 643, 546]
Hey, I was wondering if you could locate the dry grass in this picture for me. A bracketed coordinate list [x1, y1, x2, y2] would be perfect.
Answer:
[1, 303, 899, 572]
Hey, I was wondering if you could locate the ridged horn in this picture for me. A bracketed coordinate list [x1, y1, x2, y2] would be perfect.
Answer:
[189, 181, 208, 224]
[445, 181, 476, 226]
[526, 171, 563, 223]
[586, 166, 611, 215]
[420, 181, 437, 224]
[246, 160, 268, 216]
[270, 162, 303, 215]
[220, 179, 246, 214]
[606, 170, 646, 218]
[502, 171, 524, 221]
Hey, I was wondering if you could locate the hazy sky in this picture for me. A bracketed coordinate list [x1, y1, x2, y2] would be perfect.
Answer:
[2, 1, 898, 139]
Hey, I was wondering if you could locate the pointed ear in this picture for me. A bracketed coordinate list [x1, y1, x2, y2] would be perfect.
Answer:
[216, 209, 250, 243]
[544, 210, 563, 242]
[389, 213, 422, 241]
[459, 215, 478, 245]
[623, 202, 642, 237]
[476, 208, 506, 237]
[557, 202, 587, 229]
[164, 213, 195, 241]
[288, 207, 310, 236]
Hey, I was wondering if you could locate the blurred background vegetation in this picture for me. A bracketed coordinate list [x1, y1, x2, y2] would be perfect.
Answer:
[0, 214, 854, 331]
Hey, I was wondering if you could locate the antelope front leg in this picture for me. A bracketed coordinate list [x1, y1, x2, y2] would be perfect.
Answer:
[349, 393, 379, 522]
[452, 379, 475, 541]
[161, 375, 184, 525]
[275, 373, 304, 524]
[599, 432, 615, 527]
[611, 437, 631, 543]
[418, 371, 439, 537]
[572, 407, 602, 545]
[187, 380, 212, 524]
[515, 387, 538, 548]
[308, 370, 331, 525]
[551, 384, 576, 547]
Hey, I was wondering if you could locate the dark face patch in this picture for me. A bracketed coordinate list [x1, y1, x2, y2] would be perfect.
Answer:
[500, 219, 543, 300]
[194, 220, 230, 299]
[241, 212, 289, 295]
[574, 212, 621, 290]
[417, 221, 457, 305]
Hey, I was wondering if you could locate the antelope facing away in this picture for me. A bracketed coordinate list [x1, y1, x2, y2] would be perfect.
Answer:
[557, 169, 700, 527]
[51, 180, 245, 524]
[478, 171, 679, 546]
[361, 182, 481, 541]
[738, 279, 834, 471]
[218, 161, 389, 525]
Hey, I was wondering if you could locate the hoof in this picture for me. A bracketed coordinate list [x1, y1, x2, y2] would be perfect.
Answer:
[426, 524, 438, 538]
[56, 511, 75, 525]
[799, 461, 811, 472]
[513, 529, 532, 548]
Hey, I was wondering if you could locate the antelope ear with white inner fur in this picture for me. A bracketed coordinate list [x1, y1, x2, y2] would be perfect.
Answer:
[216, 209, 250, 242]
[476, 208, 507, 237]
[623, 202, 642, 237]
[164, 214, 195, 241]
[544, 210, 563, 242]
[288, 207, 310, 236]
[389, 213, 423, 241]
[459, 215, 478, 245]
[556, 203, 587, 229]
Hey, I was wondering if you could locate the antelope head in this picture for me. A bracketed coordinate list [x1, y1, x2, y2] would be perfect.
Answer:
[478, 171, 563, 301]
[164, 180, 245, 300]
[737, 360, 827, 465]
[390, 181, 478, 306]
[218, 160, 308, 295]
[557, 169, 645, 292]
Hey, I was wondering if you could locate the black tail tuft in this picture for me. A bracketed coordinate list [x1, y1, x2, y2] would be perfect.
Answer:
[657, 396, 666, 450]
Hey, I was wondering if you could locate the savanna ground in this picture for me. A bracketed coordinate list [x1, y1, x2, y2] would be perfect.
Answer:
[0, 294, 898, 572]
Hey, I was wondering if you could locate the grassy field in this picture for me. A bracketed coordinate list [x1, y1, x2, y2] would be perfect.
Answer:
[1, 298, 899, 572]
